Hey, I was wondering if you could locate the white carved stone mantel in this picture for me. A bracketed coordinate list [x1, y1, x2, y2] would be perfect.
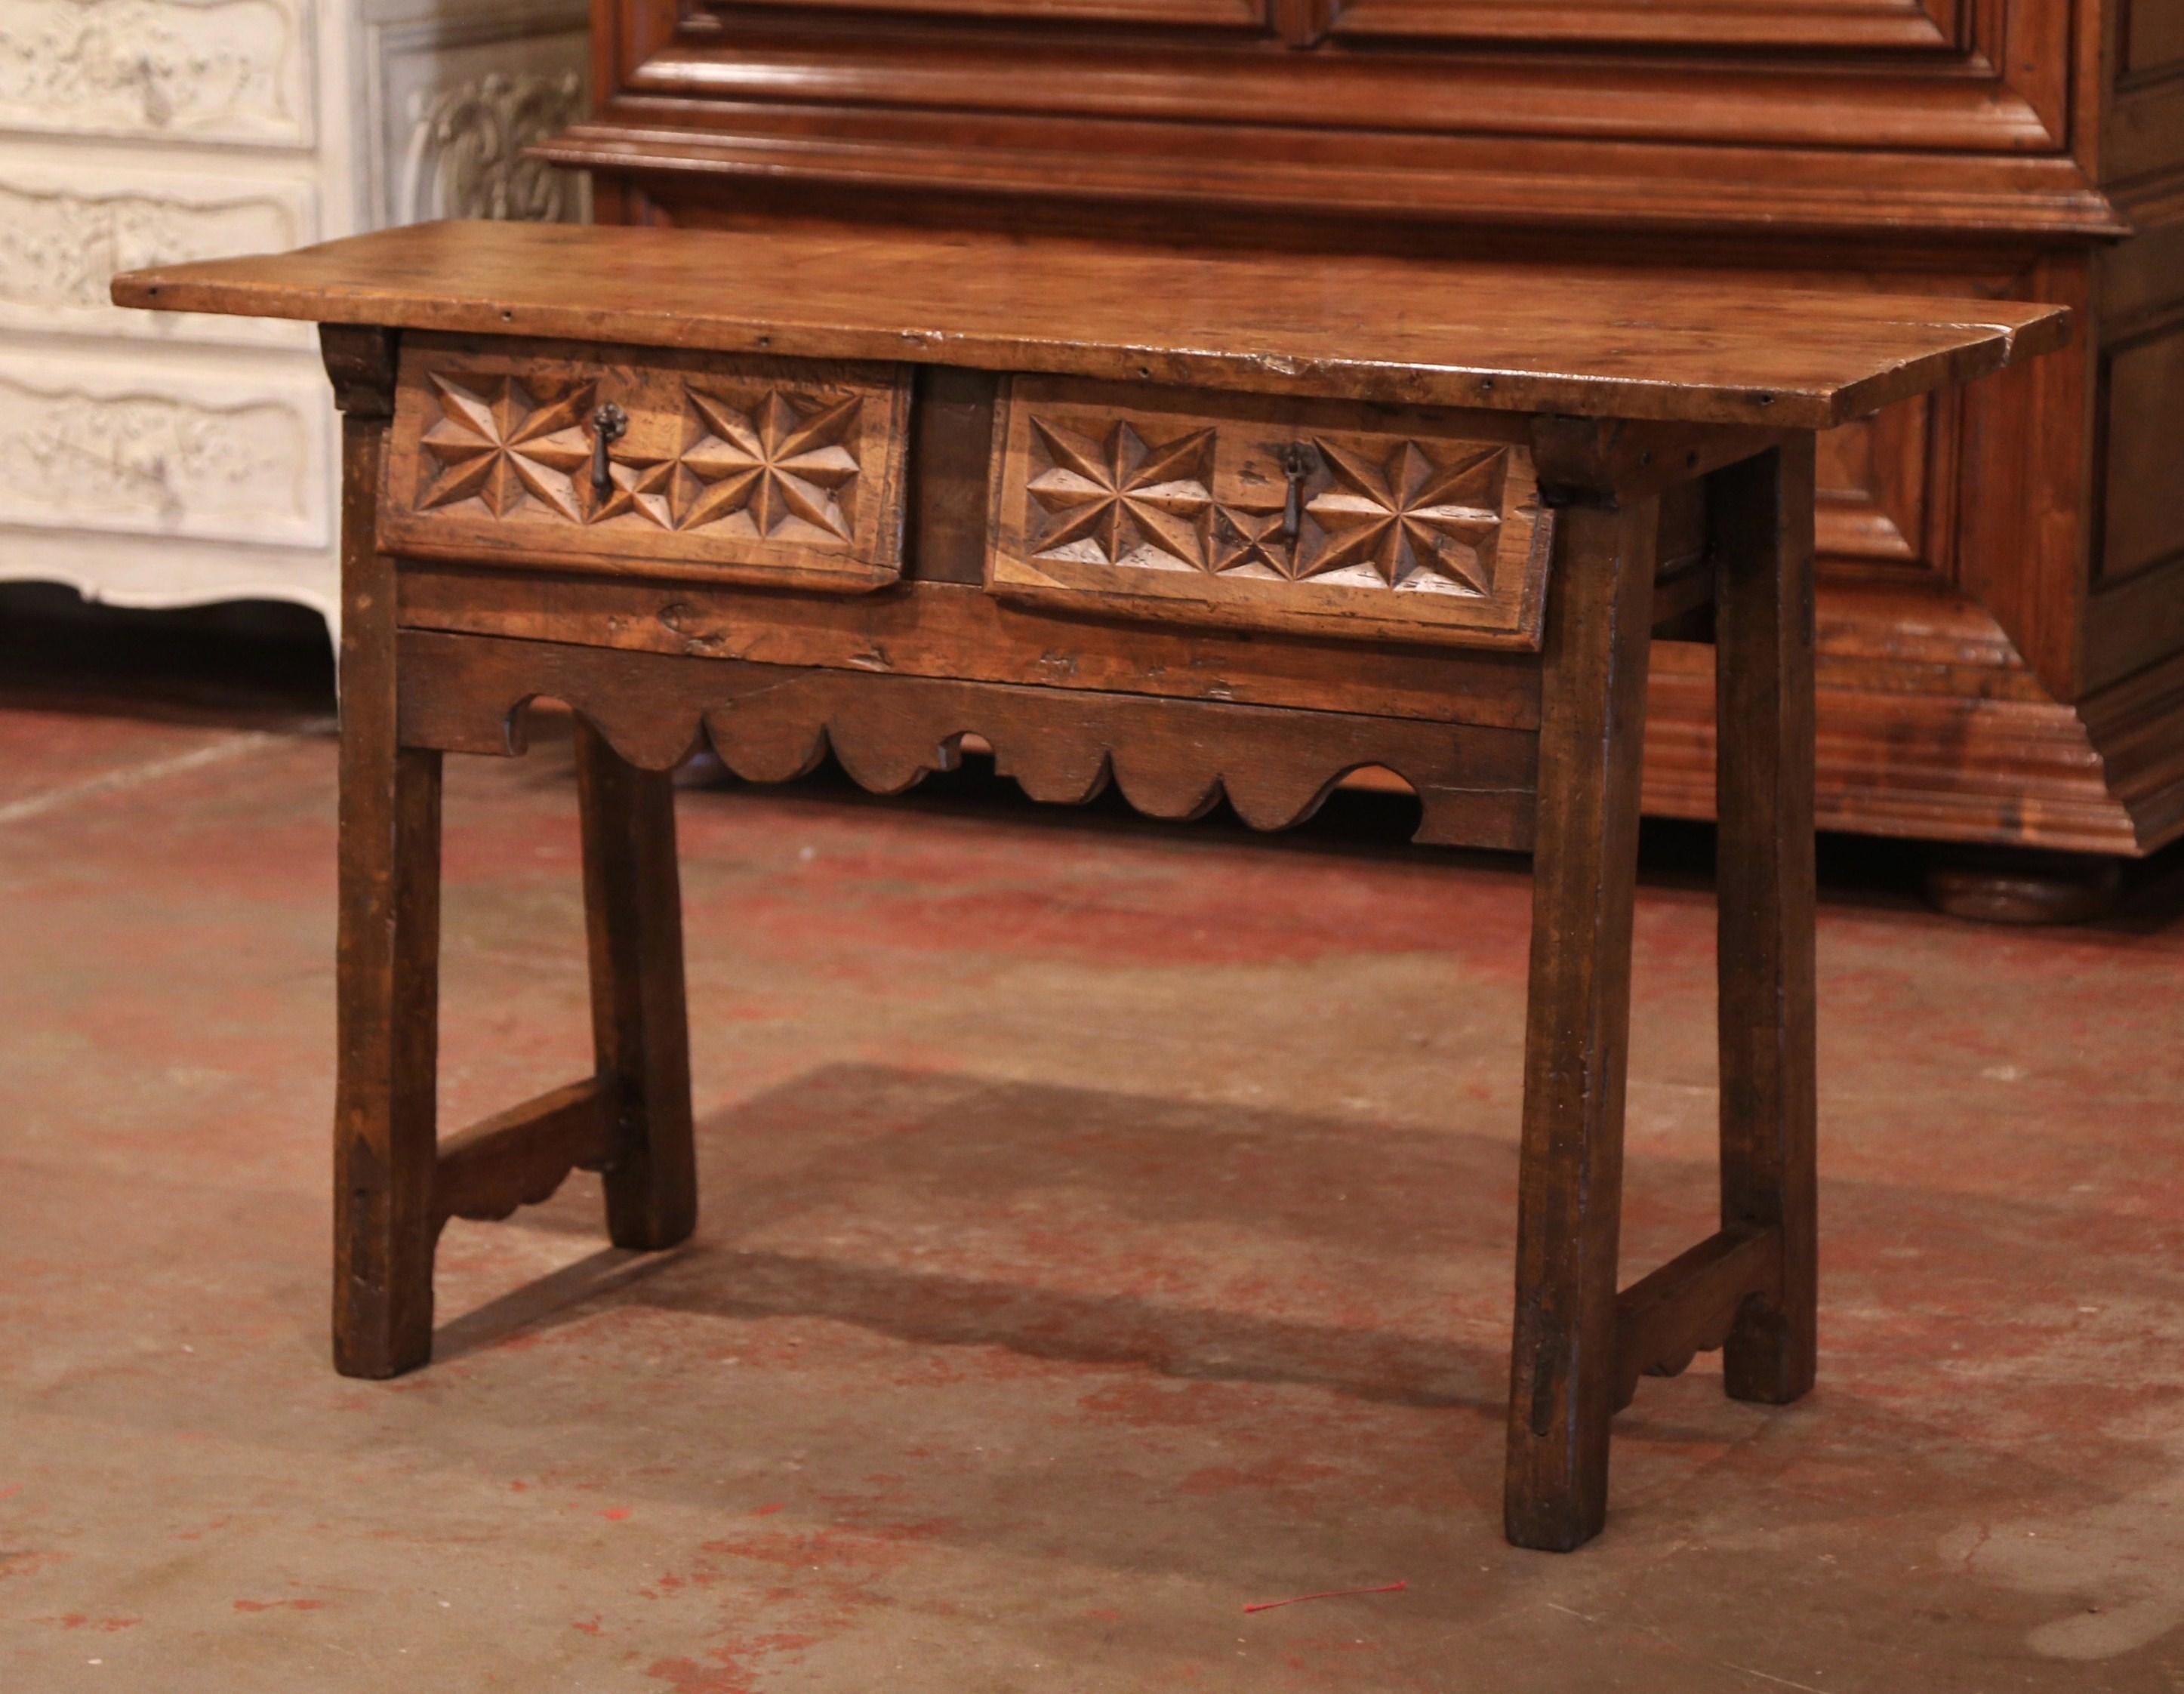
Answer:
[0, 0, 589, 633]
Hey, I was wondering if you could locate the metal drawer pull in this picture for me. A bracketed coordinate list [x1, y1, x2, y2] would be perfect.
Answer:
[1278, 441, 1318, 541]
[590, 402, 629, 502]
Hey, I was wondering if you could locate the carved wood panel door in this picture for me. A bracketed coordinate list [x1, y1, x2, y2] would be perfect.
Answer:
[642, 0, 2072, 153]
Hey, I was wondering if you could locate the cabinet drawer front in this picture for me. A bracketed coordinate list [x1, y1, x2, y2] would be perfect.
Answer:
[988, 378, 1551, 650]
[710, 0, 1272, 30]
[1327, 0, 1959, 51]
[383, 335, 911, 592]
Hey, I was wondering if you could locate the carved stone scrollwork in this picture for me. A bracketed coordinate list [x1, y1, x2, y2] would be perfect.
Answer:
[0, 371, 323, 547]
[0, 183, 299, 318]
[0, 0, 306, 144]
[399, 70, 584, 223]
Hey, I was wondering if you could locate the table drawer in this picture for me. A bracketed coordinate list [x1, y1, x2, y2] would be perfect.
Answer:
[382, 334, 912, 592]
[987, 377, 1552, 650]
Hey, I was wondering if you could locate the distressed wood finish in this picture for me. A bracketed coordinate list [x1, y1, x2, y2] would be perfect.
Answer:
[1504, 495, 1661, 1554]
[116, 218, 2072, 1551]
[433, 1077, 615, 1230]
[990, 378, 1554, 650]
[396, 630, 1544, 852]
[385, 334, 912, 592]
[1613, 1229, 1784, 1413]
[575, 720, 701, 1251]
[394, 568, 1548, 730]
[1712, 440, 1821, 1406]
[328, 328, 445, 1381]
[112, 222, 2069, 430]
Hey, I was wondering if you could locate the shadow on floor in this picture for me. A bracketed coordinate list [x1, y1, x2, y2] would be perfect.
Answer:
[437, 1242, 1508, 1418]
[436, 1063, 1517, 1417]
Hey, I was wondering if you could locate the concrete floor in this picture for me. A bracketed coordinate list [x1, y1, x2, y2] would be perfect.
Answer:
[4, 609, 2184, 1692]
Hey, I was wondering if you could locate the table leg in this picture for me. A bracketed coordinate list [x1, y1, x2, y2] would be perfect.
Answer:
[575, 722, 698, 1252]
[1711, 439, 1819, 1406]
[332, 403, 444, 1380]
[1505, 497, 1661, 1552]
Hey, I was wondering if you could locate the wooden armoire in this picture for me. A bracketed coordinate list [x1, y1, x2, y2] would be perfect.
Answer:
[547, 0, 2184, 859]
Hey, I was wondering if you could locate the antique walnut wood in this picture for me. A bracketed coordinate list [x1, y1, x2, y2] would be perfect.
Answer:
[116, 222, 2067, 1551]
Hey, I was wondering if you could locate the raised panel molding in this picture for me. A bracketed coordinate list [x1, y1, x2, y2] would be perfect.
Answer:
[2123, 0, 2184, 79]
[1326, 0, 1961, 49]
[710, 0, 1271, 27]
[0, 358, 329, 551]
[0, 166, 315, 343]
[636, 0, 2073, 157]
[1813, 396, 1953, 574]
[0, 0, 312, 148]
[2098, 320, 2184, 586]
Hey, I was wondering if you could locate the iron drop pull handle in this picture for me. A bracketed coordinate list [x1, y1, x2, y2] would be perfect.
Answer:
[1277, 441, 1318, 541]
[590, 402, 628, 502]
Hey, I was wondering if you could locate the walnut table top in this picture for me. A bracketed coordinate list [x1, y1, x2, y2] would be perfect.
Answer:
[114, 220, 2068, 430]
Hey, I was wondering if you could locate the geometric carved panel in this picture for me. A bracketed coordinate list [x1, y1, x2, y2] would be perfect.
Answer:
[990, 377, 1550, 650]
[383, 334, 911, 593]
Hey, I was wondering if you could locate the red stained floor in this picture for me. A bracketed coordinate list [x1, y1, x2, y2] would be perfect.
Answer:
[3, 615, 2182, 1692]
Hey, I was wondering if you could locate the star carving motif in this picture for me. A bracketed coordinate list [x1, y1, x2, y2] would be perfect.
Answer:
[673, 387, 864, 542]
[1208, 504, 1294, 578]
[417, 374, 595, 524]
[593, 449, 677, 531]
[1298, 440, 1506, 594]
[1027, 418, 1216, 571]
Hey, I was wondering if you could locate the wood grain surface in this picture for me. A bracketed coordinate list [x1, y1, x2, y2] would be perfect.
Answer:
[383, 334, 912, 593]
[114, 220, 2069, 429]
[987, 377, 1554, 649]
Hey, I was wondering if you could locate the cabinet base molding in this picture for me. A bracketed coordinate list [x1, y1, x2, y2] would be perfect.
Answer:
[1646, 608, 2184, 859]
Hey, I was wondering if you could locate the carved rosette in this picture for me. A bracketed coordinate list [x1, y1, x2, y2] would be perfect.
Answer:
[417, 372, 594, 523]
[1298, 439, 1505, 593]
[383, 338, 911, 593]
[995, 379, 1550, 650]
[670, 387, 863, 543]
[1024, 417, 1217, 571]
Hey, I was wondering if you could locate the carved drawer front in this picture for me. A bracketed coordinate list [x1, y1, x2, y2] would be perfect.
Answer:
[989, 378, 1550, 650]
[382, 334, 912, 592]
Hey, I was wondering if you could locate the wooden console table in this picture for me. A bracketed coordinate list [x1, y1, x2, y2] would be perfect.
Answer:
[115, 221, 2066, 1551]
